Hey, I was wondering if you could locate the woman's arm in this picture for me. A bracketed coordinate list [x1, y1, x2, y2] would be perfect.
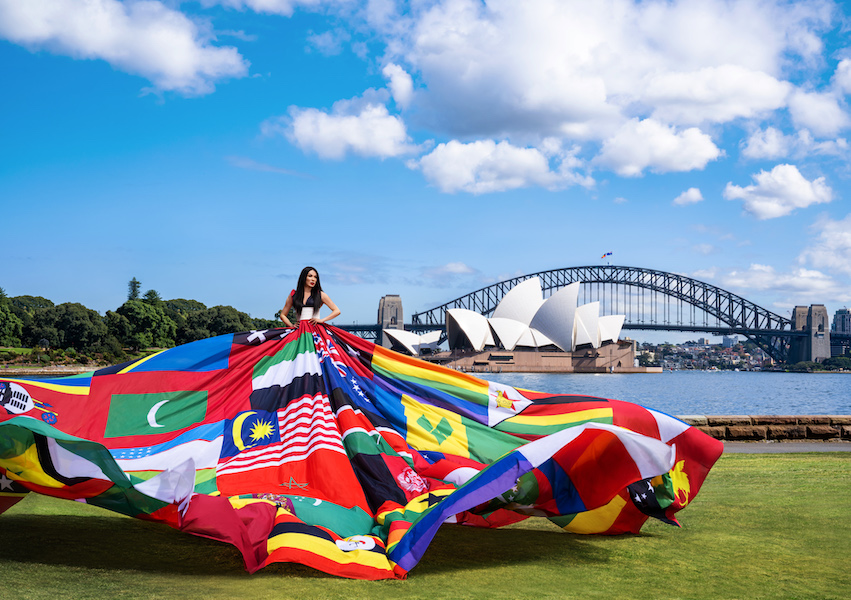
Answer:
[279, 295, 295, 326]
[314, 292, 340, 324]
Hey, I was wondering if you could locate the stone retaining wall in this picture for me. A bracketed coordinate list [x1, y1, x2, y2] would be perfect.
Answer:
[678, 415, 851, 441]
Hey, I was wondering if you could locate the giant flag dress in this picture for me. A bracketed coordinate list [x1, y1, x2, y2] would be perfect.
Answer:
[0, 323, 722, 579]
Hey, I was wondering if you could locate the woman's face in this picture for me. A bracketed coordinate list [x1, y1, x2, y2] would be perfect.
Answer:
[305, 270, 318, 288]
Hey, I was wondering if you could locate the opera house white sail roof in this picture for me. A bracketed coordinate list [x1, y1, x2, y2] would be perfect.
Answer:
[448, 277, 626, 353]
[385, 277, 626, 356]
[383, 328, 442, 356]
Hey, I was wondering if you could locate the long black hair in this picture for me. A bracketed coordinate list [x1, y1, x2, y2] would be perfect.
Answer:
[293, 266, 323, 317]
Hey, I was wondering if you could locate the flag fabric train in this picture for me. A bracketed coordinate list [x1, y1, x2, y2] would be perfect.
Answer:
[0, 323, 722, 579]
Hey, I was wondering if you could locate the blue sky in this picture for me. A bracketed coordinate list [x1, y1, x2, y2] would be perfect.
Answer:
[1, 0, 850, 342]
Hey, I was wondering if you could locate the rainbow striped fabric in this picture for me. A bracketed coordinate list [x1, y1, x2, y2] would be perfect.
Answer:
[0, 323, 722, 579]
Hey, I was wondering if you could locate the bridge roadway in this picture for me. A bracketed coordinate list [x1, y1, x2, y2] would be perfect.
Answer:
[336, 265, 844, 363]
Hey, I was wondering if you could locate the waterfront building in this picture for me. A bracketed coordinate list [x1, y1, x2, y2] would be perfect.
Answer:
[833, 308, 851, 334]
[446, 278, 625, 353]
[437, 278, 636, 373]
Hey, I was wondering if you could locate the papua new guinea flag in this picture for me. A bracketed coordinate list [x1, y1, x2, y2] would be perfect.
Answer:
[0, 323, 722, 579]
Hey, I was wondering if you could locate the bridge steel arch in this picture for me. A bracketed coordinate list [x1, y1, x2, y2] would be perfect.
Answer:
[410, 265, 799, 363]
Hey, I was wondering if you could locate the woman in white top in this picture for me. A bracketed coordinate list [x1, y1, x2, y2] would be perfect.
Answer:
[279, 266, 341, 327]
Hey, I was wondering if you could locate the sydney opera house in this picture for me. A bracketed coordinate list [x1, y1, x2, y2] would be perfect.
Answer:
[385, 278, 642, 373]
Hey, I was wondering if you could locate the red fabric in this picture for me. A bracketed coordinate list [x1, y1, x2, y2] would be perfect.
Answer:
[179, 494, 276, 573]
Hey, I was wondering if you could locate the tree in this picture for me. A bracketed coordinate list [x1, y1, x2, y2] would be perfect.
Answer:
[143, 289, 163, 305]
[116, 300, 177, 350]
[105, 310, 132, 343]
[29, 303, 107, 352]
[177, 305, 254, 344]
[10, 295, 54, 313]
[204, 305, 255, 336]
[128, 278, 142, 301]
[164, 298, 207, 314]
[823, 356, 851, 370]
[0, 303, 23, 346]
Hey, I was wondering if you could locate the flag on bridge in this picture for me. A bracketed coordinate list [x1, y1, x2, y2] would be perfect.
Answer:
[0, 323, 722, 579]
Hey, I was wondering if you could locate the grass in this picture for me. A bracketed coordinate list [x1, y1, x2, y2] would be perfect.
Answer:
[1, 453, 849, 600]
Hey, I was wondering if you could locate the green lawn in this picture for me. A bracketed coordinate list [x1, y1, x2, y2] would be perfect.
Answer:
[1, 453, 848, 600]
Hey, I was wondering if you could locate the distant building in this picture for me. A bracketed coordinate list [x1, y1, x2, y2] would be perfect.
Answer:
[377, 295, 403, 348]
[722, 335, 737, 348]
[834, 308, 851, 334]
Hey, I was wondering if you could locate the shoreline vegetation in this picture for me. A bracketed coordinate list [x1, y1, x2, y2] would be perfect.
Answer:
[0, 280, 283, 369]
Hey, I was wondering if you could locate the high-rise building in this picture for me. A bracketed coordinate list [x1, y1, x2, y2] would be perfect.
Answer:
[833, 308, 851, 334]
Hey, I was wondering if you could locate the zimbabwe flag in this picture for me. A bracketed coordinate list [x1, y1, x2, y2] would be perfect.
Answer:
[0, 323, 722, 579]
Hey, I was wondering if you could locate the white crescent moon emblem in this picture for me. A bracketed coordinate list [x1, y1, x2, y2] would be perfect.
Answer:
[147, 400, 169, 428]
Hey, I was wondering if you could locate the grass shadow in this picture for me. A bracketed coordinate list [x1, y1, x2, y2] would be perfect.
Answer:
[0, 510, 618, 579]
[0, 513, 252, 576]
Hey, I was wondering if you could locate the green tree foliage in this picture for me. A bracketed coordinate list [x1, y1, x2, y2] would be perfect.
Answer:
[0, 302, 24, 346]
[10, 295, 54, 313]
[164, 298, 207, 314]
[105, 310, 132, 343]
[128, 278, 141, 301]
[143, 289, 163, 305]
[253, 317, 282, 330]
[823, 356, 851, 370]
[29, 303, 108, 351]
[8, 295, 55, 335]
[175, 305, 258, 345]
[116, 300, 177, 350]
[788, 361, 824, 372]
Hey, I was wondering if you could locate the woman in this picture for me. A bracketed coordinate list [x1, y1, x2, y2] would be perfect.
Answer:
[279, 266, 341, 326]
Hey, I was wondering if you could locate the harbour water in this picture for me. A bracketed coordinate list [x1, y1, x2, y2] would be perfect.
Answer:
[479, 370, 851, 416]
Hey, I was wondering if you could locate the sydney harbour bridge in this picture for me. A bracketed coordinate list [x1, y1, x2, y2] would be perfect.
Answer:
[337, 265, 848, 364]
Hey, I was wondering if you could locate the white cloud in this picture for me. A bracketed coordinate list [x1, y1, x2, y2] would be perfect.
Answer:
[595, 119, 721, 176]
[673, 187, 704, 206]
[420, 261, 485, 287]
[835, 58, 851, 94]
[385, 0, 832, 140]
[412, 139, 592, 194]
[646, 65, 790, 125]
[428, 262, 476, 276]
[722, 264, 847, 303]
[306, 28, 350, 55]
[742, 127, 792, 160]
[693, 243, 717, 255]
[382, 63, 414, 109]
[206, 0, 331, 17]
[0, 0, 248, 95]
[788, 90, 850, 138]
[692, 268, 717, 280]
[277, 100, 417, 160]
[724, 164, 832, 219]
[742, 127, 849, 160]
[799, 214, 851, 277]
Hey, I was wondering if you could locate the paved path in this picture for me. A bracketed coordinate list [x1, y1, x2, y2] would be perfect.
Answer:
[723, 441, 851, 453]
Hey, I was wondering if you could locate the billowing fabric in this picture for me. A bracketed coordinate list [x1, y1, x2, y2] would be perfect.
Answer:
[0, 323, 722, 579]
